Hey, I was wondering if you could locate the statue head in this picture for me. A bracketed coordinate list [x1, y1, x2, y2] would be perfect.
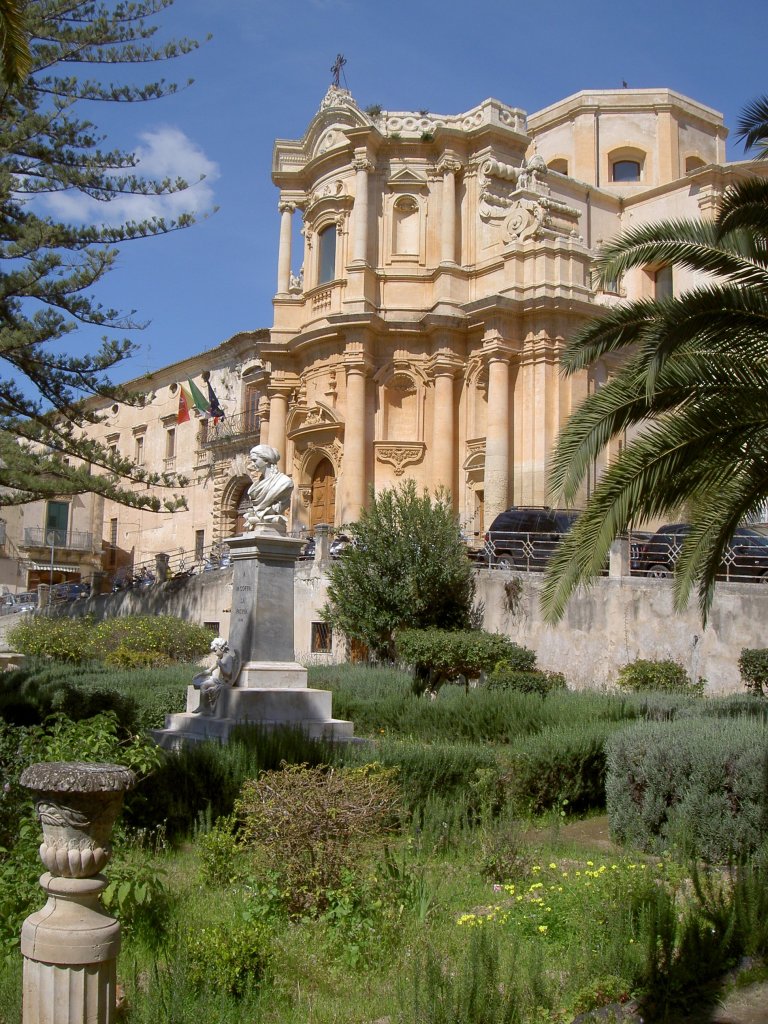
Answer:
[248, 444, 280, 475]
[210, 637, 228, 655]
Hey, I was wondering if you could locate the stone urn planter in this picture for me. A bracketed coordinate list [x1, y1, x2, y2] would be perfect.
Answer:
[19, 762, 135, 1024]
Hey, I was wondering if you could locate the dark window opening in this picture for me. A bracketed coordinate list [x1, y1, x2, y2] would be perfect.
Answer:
[311, 621, 332, 654]
[318, 225, 336, 284]
[612, 160, 641, 183]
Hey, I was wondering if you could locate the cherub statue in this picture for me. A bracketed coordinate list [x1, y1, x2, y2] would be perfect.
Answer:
[244, 444, 294, 528]
[191, 637, 241, 716]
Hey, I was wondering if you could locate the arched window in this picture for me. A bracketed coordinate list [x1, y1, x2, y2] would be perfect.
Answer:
[318, 224, 336, 284]
[685, 155, 705, 173]
[548, 158, 568, 176]
[611, 159, 641, 183]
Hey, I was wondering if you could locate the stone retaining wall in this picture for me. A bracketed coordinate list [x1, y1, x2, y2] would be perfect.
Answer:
[52, 566, 767, 693]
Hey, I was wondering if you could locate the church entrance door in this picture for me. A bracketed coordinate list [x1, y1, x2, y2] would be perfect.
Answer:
[311, 458, 336, 528]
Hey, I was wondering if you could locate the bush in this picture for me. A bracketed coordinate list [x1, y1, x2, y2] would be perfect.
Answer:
[186, 920, 271, 997]
[397, 628, 535, 696]
[616, 658, 703, 695]
[322, 480, 475, 659]
[505, 722, 619, 816]
[235, 763, 399, 917]
[7, 616, 95, 662]
[606, 718, 768, 860]
[738, 648, 768, 696]
[487, 668, 567, 696]
[7, 615, 214, 666]
[125, 725, 340, 838]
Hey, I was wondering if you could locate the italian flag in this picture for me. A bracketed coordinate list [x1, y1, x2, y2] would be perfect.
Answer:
[177, 384, 193, 424]
[188, 378, 210, 416]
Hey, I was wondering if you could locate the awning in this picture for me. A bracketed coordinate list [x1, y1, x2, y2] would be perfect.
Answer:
[26, 563, 83, 574]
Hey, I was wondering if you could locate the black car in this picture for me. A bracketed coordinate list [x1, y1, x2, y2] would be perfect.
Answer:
[634, 524, 768, 582]
[484, 506, 579, 570]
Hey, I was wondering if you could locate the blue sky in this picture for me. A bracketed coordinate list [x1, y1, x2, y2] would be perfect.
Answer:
[40, 0, 768, 385]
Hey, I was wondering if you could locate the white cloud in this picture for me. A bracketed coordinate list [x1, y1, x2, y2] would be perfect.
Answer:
[38, 126, 219, 226]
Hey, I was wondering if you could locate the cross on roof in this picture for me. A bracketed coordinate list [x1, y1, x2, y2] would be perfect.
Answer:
[330, 53, 346, 88]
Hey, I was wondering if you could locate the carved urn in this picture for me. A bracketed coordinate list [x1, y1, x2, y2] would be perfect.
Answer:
[20, 761, 136, 878]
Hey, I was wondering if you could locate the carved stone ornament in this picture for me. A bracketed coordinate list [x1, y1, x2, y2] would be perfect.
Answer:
[319, 85, 358, 112]
[20, 762, 135, 879]
[300, 487, 312, 507]
[502, 199, 544, 243]
[374, 442, 425, 476]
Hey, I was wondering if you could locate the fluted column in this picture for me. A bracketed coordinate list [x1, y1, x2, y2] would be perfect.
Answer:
[267, 389, 290, 460]
[484, 342, 513, 523]
[352, 156, 372, 264]
[343, 359, 368, 521]
[430, 360, 460, 496]
[439, 157, 461, 265]
[276, 201, 294, 295]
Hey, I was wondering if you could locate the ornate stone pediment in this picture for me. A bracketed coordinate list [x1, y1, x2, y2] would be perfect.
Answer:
[287, 401, 344, 443]
[374, 442, 425, 476]
[387, 167, 429, 190]
[463, 439, 486, 472]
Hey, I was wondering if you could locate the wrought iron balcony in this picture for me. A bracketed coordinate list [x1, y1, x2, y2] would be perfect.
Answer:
[23, 528, 94, 551]
[203, 410, 261, 447]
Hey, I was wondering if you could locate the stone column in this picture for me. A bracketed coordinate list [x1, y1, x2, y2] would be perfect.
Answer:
[484, 342, 514, 524]
[343, 358, 368, 521]
[430, 359, 459, 495]
[267, 389, 289, 461]
[352, 156, 372, 264]
[439, 157, 461, 265]
[20, 762, 135, 1024]
[276, 201, 294, 295]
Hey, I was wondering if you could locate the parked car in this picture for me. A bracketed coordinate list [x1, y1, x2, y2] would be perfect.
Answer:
[0, 591, 36, 615]
[484, 506, 579, 570]
[330, 534, 352, 558]
[633, 523, 768, 582]
[300, 536, 316, 560]
[51, 581, 90, 602]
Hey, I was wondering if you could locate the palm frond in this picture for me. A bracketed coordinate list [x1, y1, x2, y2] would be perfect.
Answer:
[717, 179, 768, 239]
[736, 95, 768, 158]
[0, 0, 31, 86]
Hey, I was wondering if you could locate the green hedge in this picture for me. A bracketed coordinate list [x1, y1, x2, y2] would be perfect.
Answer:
[8, 615, 215, 665]
[606, 718, 768, 860]
[506, 722, 620, 816]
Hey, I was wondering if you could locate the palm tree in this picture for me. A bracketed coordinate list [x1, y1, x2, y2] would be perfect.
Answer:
[541, 161, 768, 625]
[0, 0, 30, 86]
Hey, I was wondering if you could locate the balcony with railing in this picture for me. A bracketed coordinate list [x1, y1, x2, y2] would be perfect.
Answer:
[22, 527, 95, 552]
[203, 410, 261, 448]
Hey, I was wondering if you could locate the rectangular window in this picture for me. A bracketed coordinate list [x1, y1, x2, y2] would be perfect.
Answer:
[195, 529, 205, 561]
[135, 434, 145, 466]
[165, 428, 176, 460]
[654, 265, 673, 300]
[109, 517, 118, 567]
[203, 621, 220, 635]
[318, 225, 336, 284]
[311, 621, 332, 654]
[45, 501, 69, 545]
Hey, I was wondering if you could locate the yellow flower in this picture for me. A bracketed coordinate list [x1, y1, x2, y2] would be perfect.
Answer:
[548, 862, 557, 869]
[538, 925, 548, 934]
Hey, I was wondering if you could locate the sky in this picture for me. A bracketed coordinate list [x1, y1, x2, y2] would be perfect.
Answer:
[33, 0, 768, 385]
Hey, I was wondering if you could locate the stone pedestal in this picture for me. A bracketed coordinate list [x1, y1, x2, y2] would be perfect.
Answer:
[152, 524, 354, 748]
[20, 762, 135, 1024]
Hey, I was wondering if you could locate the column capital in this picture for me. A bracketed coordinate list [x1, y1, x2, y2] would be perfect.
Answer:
[278, 200, 296, 215]
[353, 156, 375, 174]
[481, 338, 516, 363]
[426, 353, 464, 379]
[437, 155, 462, 176]
[344, 352, 375, 376]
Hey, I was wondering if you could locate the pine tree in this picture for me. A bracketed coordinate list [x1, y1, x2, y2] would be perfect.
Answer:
[0, 0, 204, 510]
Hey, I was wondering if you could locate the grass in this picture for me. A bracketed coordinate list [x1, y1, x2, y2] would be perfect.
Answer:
[3, 662, 768, 1023]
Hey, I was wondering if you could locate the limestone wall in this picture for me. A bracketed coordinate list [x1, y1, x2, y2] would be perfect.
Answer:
[54, 566, 767, 693]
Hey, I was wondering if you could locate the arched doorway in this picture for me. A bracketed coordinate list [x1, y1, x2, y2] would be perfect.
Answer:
[310, 458, 336, 528]
[235, 486, 250, 536]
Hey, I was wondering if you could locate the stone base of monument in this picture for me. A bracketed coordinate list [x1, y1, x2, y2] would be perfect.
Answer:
[151, 663, 355, 749]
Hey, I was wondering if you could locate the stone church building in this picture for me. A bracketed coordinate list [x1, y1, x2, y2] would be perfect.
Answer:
[2, 84, 760, 589]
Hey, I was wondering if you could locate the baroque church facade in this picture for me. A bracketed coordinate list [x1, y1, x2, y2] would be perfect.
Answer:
[3, 84, 760, 590]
